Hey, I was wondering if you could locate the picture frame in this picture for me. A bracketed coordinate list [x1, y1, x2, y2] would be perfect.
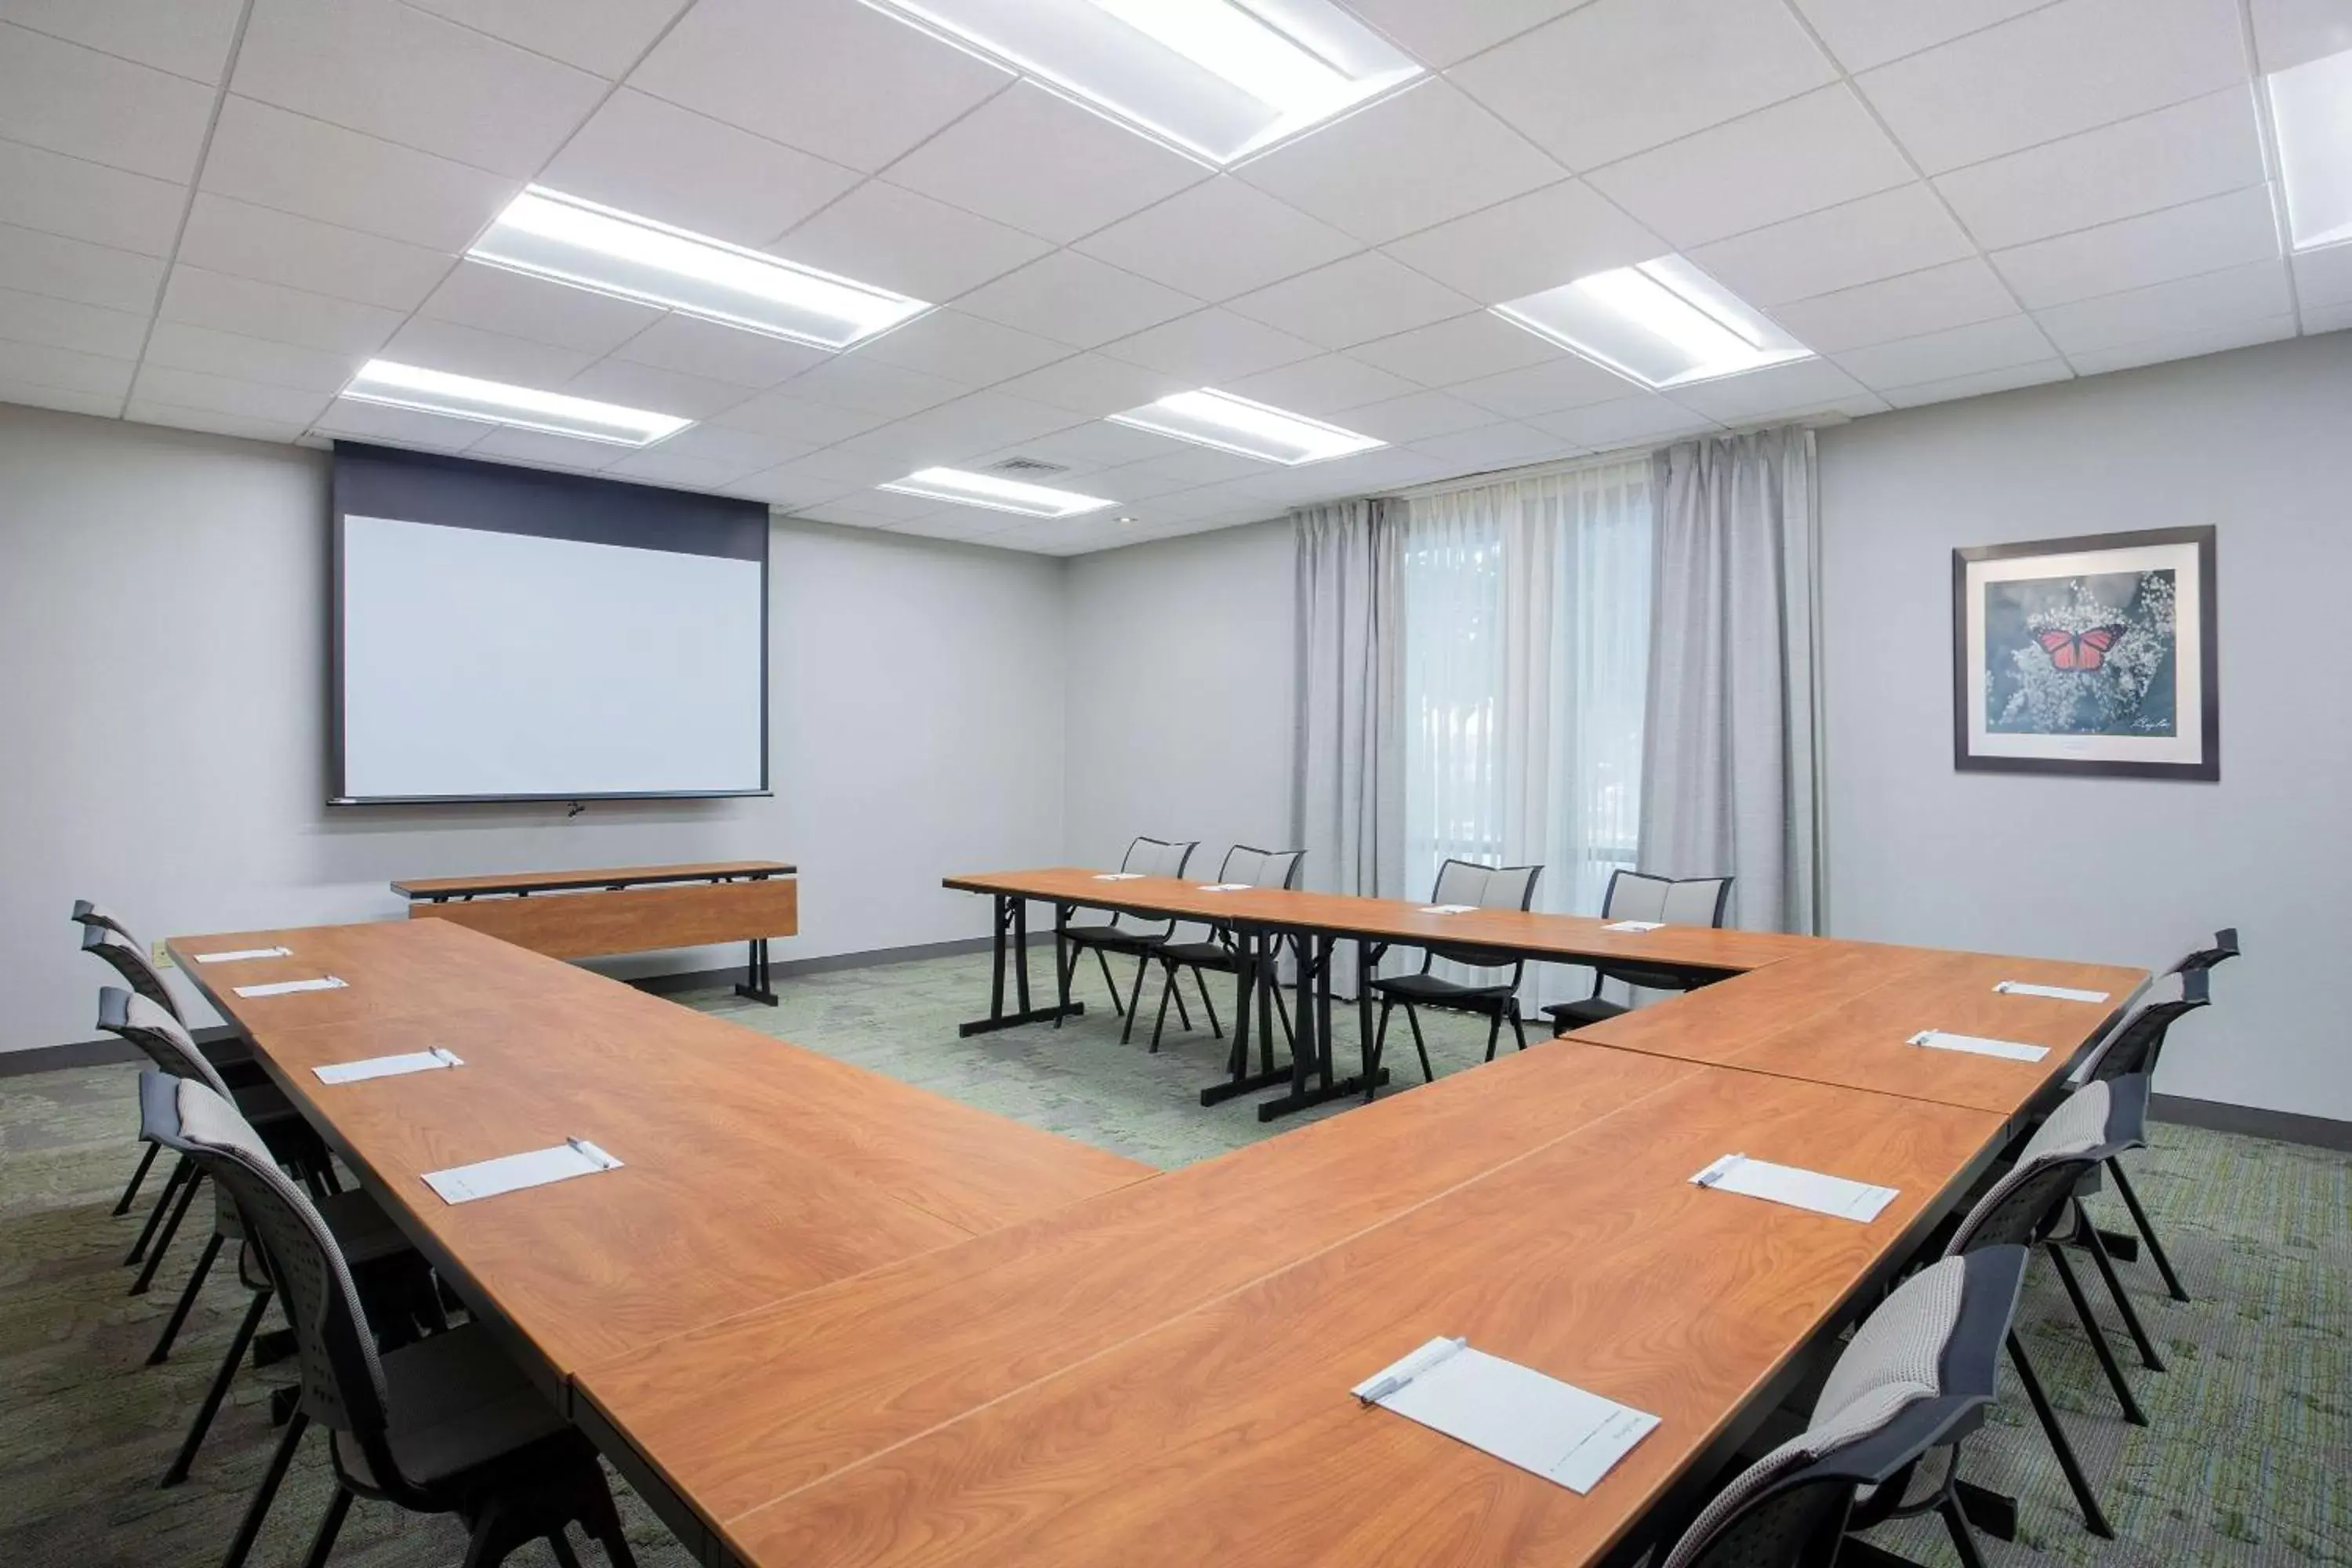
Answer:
[1952, 525, 2218, 781]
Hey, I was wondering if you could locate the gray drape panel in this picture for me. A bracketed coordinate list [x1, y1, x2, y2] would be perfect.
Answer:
[1291, 499, 1405, 986]
[1639, 429, 1824, 934]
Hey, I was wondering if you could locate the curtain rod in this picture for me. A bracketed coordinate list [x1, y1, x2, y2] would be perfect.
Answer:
[1374, 409, 1850, 506]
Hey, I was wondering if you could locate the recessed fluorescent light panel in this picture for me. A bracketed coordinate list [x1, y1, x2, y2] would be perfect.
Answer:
[1494, 256, 1813, 390]
[339, 360, 691, 446]
[2269, 48, 2352, 251]
[869, 0, 1421, 164]
[470, 187, 928, 349]
[1109, 388, 1382, 464]
[879, 466, 1113, 518]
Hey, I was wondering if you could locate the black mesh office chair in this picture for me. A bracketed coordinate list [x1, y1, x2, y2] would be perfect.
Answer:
[1142, 846, 1305, 1054]
[173, 1080, 638, 1568]
[1365, 859, 1543, 1091]
[1661, 1247, 2027, 1568]
[2074, 962, 2219, 1303]
[1059, 836, 1199, 1041]
[1543, 869, 1734, 1035]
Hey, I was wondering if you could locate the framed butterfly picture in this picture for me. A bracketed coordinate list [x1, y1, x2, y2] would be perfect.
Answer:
[1953, 525, 2218, 781]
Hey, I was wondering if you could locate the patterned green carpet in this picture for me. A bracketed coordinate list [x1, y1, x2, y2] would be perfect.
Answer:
[1, 947, 2343, 1566]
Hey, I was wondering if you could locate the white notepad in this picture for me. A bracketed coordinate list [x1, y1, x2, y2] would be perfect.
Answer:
[1353, 1338, 1659, 1495]
[1605, 920, 1665, 933]
[1994, 980, 2110, 1003]
[423, 1140, 621, 1204]
[194, 946, 292, 964]
[233, 976, 347, 998]
[1909, 1029, 2049, 1063]
[1198, 883, 1253, 892]
[1094, 872, 1145, 880]
[1691, 1154, 1897, 1223]
[314, 1047, 463, 1085]
[1421, 904, 1478, 914]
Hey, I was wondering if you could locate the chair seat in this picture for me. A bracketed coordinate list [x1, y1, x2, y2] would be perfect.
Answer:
[1065, 924, 1167, 952]
[336, 1323, 575, 1494]
[1543, 996, 1629, 1031]
[1160, 940, 1240, 971]
[1372, 972, 1514, 1004]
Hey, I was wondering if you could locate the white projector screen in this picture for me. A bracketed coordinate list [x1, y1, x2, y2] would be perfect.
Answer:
[332, 447, 768, 804]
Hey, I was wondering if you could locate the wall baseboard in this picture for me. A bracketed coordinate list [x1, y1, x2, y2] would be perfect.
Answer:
[625, 932, 1044, 996]
[1, 1024, 241, 1077]
[2150, 1092, 2352, 1152]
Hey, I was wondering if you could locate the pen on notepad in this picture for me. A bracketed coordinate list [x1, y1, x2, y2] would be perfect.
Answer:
[1693, 1155, 1745, 1189]
[1357, 1337, 1467, 1406]
[566, 1138, 618, 1171]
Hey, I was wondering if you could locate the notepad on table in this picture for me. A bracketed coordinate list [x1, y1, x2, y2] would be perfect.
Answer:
[194, 946, 291, 964]
[1605, 920, 1665, 933]
[1909, 1029, 2048, 1063]
[1199, 883, 1253, 892]
[1421, 904, 1477, 914]
[1691, 1154, 1897, 1223]
[423, 1139, 622, 1205]
[1353, 1337, 1659, 1495]
[233, 976, 347, 998]
[314, 1047, 463, 1085]
[1094, 872, 1145, 880]
[1994, 980, 2110, 1003]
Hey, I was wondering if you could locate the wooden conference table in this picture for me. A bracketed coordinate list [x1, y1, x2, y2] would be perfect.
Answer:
[172, 880, 2146, 1568]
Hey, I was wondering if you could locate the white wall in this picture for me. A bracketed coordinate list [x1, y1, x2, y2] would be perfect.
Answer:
[1817, 332, 2352, 1122]
[1061, 519, 1294, 879]
[0, 405, 1065, 1053]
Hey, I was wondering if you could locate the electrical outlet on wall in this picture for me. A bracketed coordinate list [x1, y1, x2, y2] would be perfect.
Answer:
[150, 940, 175, 970]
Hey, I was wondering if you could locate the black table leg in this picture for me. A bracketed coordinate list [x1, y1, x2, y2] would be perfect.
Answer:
[1054, 902, 1072, 1029]
[1201, 927, 1290, 1105]
[733, 936, 779, 1005]
[960, 894, 1083, 1036]
[1257, 931, 1384, 1121]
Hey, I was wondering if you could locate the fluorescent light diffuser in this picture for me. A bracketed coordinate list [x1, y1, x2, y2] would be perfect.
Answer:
[339, 360, 691, 446]
[1109, 388, 1382, 464]
[2270, 48, 2352, 251]
[879, 466, 1113, 518]
[470, 187, 928, 349]
[1494, 256, 1812, 390]
[869, 0, 1421, 164]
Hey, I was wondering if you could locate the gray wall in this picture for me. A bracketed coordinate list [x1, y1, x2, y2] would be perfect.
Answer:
[1817, 332, 2352, 1122]
[0, 405, 1066, 1054]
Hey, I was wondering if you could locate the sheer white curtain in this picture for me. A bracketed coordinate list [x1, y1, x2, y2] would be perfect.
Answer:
[1401, 459, 1653, 1003]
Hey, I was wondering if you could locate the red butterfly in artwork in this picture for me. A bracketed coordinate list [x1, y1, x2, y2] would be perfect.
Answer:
[2035, 624, 2126, 671]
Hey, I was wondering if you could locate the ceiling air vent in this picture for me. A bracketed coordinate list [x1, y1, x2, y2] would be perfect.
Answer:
[985, 456, 1071, 477]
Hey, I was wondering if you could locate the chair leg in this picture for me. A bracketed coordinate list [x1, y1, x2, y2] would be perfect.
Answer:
[1937, 1492, 1990, 1568]
[298, 1483, 353, 1568]
[1149, 961, 1177, 1053]
[1403, 1004, 1435, 1083]
[1169, 965, 1193, 1031]
[131, 1167, 204, 1298]
[2005, 1330, 2114, 1539]
[576, 1457, 641, 1568]
[2045, 1242, 2147, 1425]
[1120, 954, 1150, 1044]
[1508, 1004, 1529, 1053]
[147, 1232, 223, 1364]
[2110, 1160, 2190, 1302]
[223, 1409, 309, 1568]
[547, 1532, 585, 1568]
[2078, 1202, 2166, 1370]
[163, 1287, 270, 1486]
[1194, 968, 1221, 1040]
[1366, 1000, 1392, 1102]
[114, 1141, 161, 1217]
[1093, 948, 1124, 1017]
[1269, 982, 1294, 1051]
[126, 1154, 191, 1266]
[1482, 1008, 1504, 1063]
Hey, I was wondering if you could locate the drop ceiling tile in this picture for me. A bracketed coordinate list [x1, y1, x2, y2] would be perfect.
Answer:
[2248, 0, 2352, 71]
[1338, 389, 1500, 443]
[1690, 184, 1976, 306]
[420, 262, 662, 355]
[2067, 315, 2297, 375]
[177, 194, 457, 312]
[1447, 351, 1639, 417]
[602, 444, 772, 490]
[1664, 356, 1875, 421]
[2292, 241, 2352, 307]
[723, 466, 855, 508]
[1284, 444, 1451, 492]
[0, 24, 215, 183]
[887, 509, 1029, 543]
[615, 313, 832, 387]
[1378, 180, 1662, 306]
[1586, 86, 1915, 249]
[770, 180, 1047, 303]
[1528, 394, 1726, 449]
[796, 486, 941, 522]
[1329, 0, 1584, 67]
[852, 308, 1071, 384]
[539, 89, 860, 248]
[381, 315, 593, 385]
[0, 223, 164, 314]
[200, 96, 520, 252]
[882, 82, 1207, 245]
[2031, 260, 2292, 352]
[1227, 252, 1474, 351]
[404, 0, 691, 79]
[777, 352, 972, 417]
[142, 321, 365, 392]
[1, 0, 245, 82]
[708, 387, 890, 444]
[2299, 299, 2352, 334]
[0, 376, 122, 417]
[465, 424, 630, 470]
[1833, 313, 2056, 389]
[1119, 445, 1273, 486]
[1995, 187, 2285, 308]
[0, 339, 133, 397]
[1855, 0, 2246, 175]
[1935, 90, 2268, 254]
[989, 352, 1191, 416]
[161, 266, 405, 355]
[1409, 421, 1580, 469]
[1880, 358, 2074, 408]
[833, 390, 1080, 463]
[0, 141, 185, 257]
[126, 401, 314, 443]
[129, 364, 334, 423]
[1788, 0, 2054, 74]
[1238, 79, 1563, 245]
[311, 396, 493, 449]
[1769, 258, 2020, 351]
[1349, 312, 1564, 386]
[1073, 177, 1360, 303]
[630, 0, 1011, 173]
[1097, 308, 1320, 383]
[1452, 0, 1836, 171]
[977, 418, 1187, 471]
[1222, 354, 1421, 417]
[954, 253, 1199, 350]
[563, 357, 758, 420]
[0, 287, 150, 359]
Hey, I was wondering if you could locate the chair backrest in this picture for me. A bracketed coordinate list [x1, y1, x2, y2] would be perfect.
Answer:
[71, 898, 137, 942]
[1217, 844, 1304, 891]
[1663, 1247, 2025, 1568]
[2172, 926, 2240, 975]
[1602, 870, 1734, 928]
[1111, 837, 1199, 935]
[1945, 1082, 2140, 1255]
[1422, 859, 1542, 976]
[80, 923, 183, 1022]
[2081, 968, 2208, 1083]
[96, 986, 231, 1098]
